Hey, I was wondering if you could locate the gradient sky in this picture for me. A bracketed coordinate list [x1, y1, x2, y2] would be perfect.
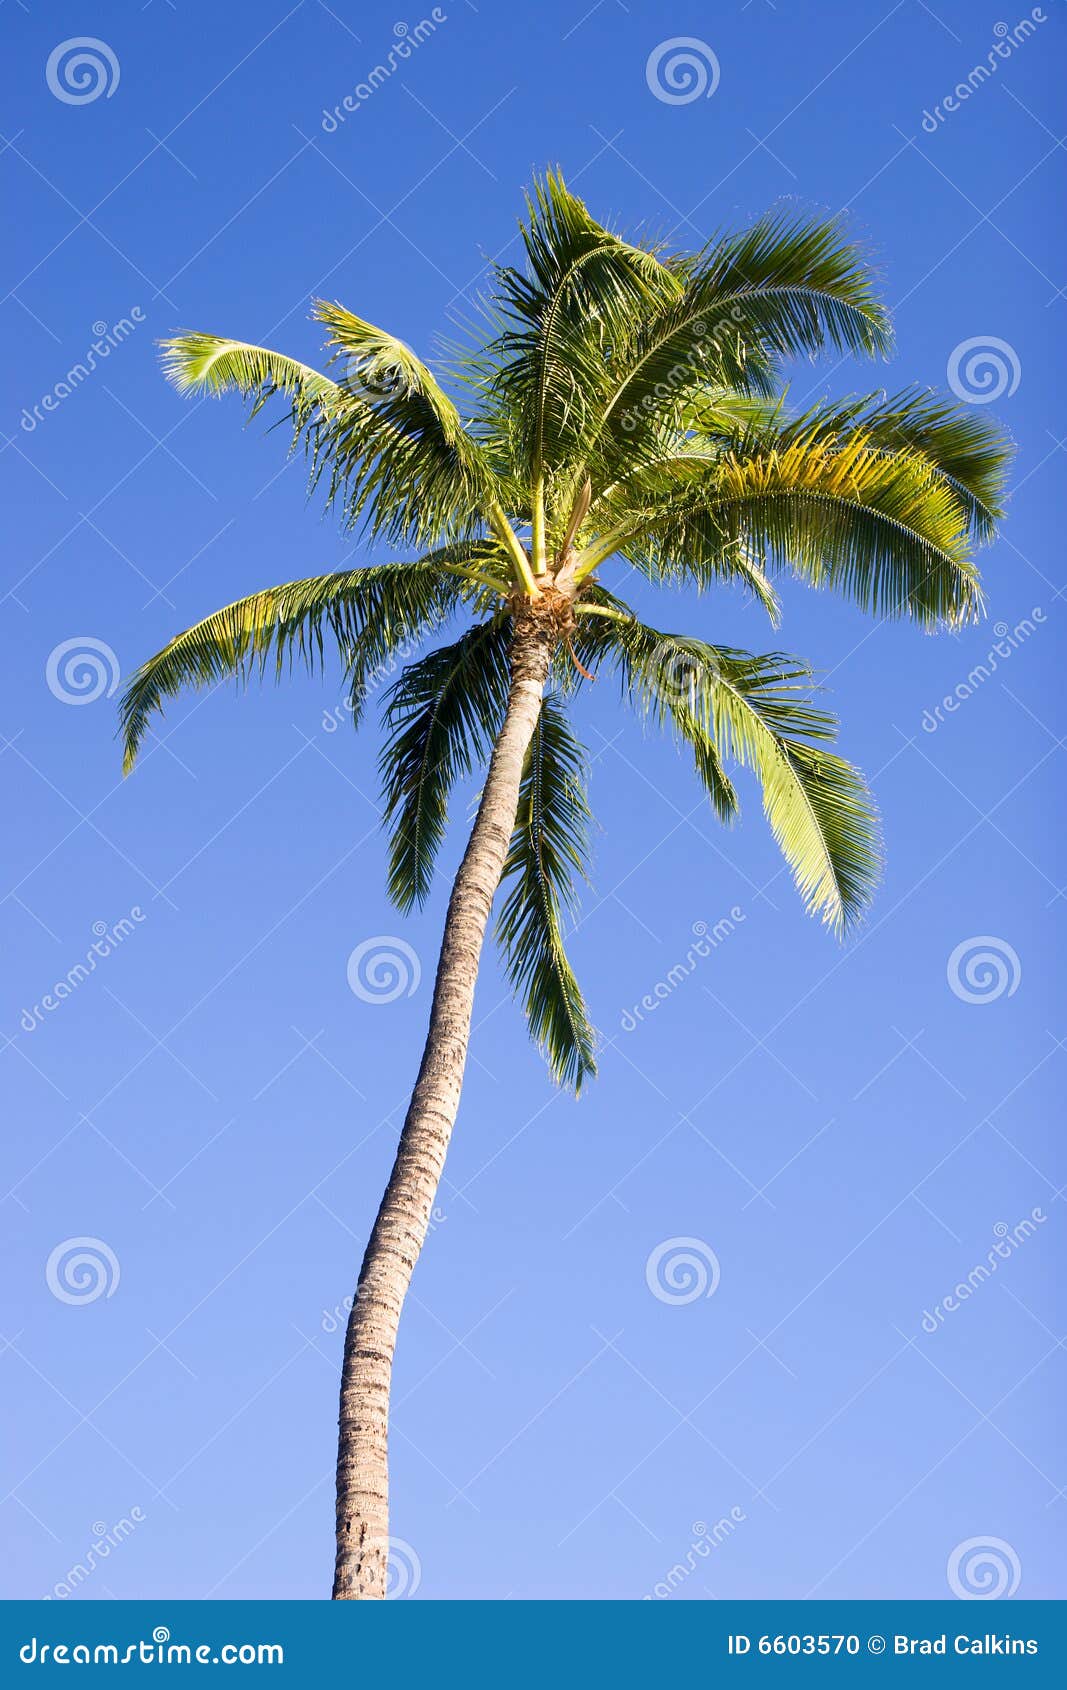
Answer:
[2, 0, 1063, 1603]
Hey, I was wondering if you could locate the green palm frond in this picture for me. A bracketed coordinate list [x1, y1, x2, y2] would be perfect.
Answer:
[571, 592, 740, 823]
[310, 299, 510, 552]
[160, 317, 528, 575]
[699, 208, 891, 358]
[568, 209, 892, 486]
[485, 171, 680, 528]
[497, 693, 597, 1091]
[584, 422, 989, 628]
[120, 556, 473, 771]
[710, 427, 982, 626]
[615, 517, 782, 624]
[314, 300, 466, 424]
[159, 332, 347, 418]
[583, 611, 881, 931]
[756, 388, 1010, 542]
[380, 620, 511, 911]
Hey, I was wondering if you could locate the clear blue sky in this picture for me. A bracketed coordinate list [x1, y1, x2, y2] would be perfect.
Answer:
[2, 0, 1063, 1602]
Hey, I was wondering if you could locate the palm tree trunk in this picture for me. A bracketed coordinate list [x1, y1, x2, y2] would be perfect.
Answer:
[332, 613, 556, 1599]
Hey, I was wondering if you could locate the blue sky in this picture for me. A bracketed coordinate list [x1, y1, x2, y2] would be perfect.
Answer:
[1, 0, 1063, 1602]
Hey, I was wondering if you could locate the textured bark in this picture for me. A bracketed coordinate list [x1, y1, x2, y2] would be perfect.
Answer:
[332, 613, 557, 1599]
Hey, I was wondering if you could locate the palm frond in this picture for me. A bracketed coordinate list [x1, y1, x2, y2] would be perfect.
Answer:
[571, 592, 740, 822]
[379, 621, 511, 911]
[584, 612, 881, 931]
[569, 209, 892, 486]
[497, 693, 597, 1091]
[485, 171, 681, 514]
[309, 299, 509, 553]
[158, 332, 348, 450]
[121, 556, 473, 771]
[616, 516, 782, 624]
[711, 427, 981, 626]
[587, 424, 984, 628]
[761, 388, 1010, 542]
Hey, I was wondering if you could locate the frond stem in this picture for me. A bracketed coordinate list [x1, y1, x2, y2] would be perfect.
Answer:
[571, 518, 644, 583]
[440, 564, 510, 597]
[488, 499, 539, 595]
[531, 478, 548, 576]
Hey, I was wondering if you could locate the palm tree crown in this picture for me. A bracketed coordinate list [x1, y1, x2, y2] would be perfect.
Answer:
[122, 171, 1008, 1093]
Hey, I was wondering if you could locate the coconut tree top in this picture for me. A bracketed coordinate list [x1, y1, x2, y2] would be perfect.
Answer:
[121, 170, 1009, 1094]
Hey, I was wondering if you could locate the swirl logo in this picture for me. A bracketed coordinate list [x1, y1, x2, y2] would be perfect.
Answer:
[646, 38, 720, 106]
[347, 936, 421, 1004]
[46, 38, 120, 106]
[152, 1627, 170, 1645]
[947, 337, 1020, 405]
[645, 1237, 720, 1304]
[385, 1536, 421, 1598]
[342, 352, 411, 402]
[947, 936, 1021, 1004]
[651, 639, 713, 712]
[947, 1536, 1021, 1599]
[46, 637, 120, 706]
[45, 1237, 120, 1305]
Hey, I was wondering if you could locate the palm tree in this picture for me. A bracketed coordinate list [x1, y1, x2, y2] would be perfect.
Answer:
[121, 174, 1008, 1599]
